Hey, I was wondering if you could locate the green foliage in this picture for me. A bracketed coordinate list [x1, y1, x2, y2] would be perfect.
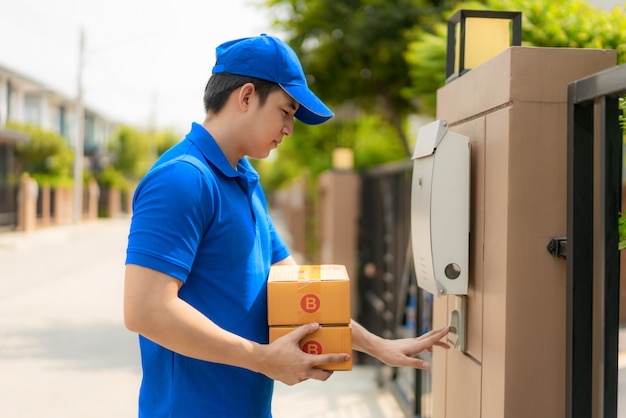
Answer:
[517, 0, 626, 59]
[155, 130, 181, 156]
[254, 114, 406, 193]
[8, 121, 74, 187]
[254, 120, 339, 192]
[618, 97, 626, 250]
[620, 212, 626, 250]
[107, 125, 154, 180]
[99, 126, 180, 194]
[259, 0, 626, 230]
[351, 114, 409, 168]
[98, 164, 130, 193]
[403, 24, 449, 116]
[264, 0, 462, 154]
[404, 0, 626, 115]
[619, 97, 626, 132]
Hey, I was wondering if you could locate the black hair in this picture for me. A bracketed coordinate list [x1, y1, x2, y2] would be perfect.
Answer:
[203, 73, 282, 114]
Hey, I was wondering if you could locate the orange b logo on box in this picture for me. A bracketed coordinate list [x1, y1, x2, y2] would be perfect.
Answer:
[301, 294, 320, 313]
[302, 340, 322, 355]
[268, 265, 352, 370]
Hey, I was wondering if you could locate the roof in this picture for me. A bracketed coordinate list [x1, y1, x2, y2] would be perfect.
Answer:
[0, 128, 29, 144]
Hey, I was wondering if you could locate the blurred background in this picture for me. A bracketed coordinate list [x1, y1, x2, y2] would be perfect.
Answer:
[1, 0, 625, 417]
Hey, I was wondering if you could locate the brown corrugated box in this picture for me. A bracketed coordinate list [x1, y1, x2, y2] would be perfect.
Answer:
[268, 264, 352, 370]
[267, 264, 350, 326]
[269, 325, 352, 371]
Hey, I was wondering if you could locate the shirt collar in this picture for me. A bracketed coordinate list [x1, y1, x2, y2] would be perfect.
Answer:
[185, 122, 259, 184]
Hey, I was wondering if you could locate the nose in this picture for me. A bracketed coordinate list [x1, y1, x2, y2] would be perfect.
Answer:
[282, 119, 294, 137]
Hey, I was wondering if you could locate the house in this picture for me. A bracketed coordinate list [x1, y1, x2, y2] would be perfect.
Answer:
[0, 63, 118, 229]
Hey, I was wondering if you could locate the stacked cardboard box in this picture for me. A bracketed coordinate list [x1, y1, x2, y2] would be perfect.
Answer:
[268, 264, 352, 371]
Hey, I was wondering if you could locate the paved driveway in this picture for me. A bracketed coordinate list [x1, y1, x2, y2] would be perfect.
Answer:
[3, 218, 621, 418]
[0, 218, 141, 418]
[0, 218, 404, 418]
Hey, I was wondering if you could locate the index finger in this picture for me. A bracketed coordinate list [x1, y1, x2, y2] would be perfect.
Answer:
[420, 326, 451, 340]
[307, 352, 352, 372]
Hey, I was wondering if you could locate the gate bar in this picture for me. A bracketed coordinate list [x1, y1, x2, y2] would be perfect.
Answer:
[567, 63, 625, 418]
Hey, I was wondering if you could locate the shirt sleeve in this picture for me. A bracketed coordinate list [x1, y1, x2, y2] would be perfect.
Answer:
[126, 160, 213, 282]
[268, 214, 290, 263]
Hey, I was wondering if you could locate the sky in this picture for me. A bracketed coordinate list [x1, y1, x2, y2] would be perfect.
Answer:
[1, 0, 623, 136]
[0, 0, 280, 134]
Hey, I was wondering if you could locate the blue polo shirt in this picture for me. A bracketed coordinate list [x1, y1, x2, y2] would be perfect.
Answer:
[126, 122, 290, 417]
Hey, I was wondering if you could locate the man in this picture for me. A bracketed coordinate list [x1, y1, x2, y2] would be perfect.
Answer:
[124, 34, 449, 417]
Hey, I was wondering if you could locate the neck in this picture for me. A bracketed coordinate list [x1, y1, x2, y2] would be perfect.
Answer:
[202, 115, 242, 169]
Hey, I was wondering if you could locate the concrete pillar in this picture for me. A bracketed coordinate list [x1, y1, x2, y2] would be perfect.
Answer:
[271, 179, 308, 262]
[39, 184, 51, 227]
[16, 173, 38, 232]
[107, 187, 121, 218]
[53, 187, 73, 225]
[432, 47, 616, 418]
[84, 178, 99, 220]
[317, 169, 360, 318]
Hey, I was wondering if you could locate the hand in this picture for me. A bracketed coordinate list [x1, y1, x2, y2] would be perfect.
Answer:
[258, 323, 351, 386]
[371, 326, 451, 370]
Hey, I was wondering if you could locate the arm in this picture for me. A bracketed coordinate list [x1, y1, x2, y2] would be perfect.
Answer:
[271, 256, 450, 369]
[124, 264, 350, 385]
[272, 254, 298, 265]
[351, 319, 450, 369]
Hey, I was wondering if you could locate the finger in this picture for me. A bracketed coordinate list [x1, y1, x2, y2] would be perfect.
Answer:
[402, 357, 431, 370]
[434, 341, 451, 349]
[308, 369, 334, 382]
[430, 326, 451, 337]
[418, 359, 431, 369]
[285, 323, 320, 342]
[311, 353, 351, 368]
[419, 326, 450, 342]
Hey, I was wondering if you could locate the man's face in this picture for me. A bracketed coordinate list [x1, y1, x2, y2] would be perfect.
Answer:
[243, 88, 299, 160]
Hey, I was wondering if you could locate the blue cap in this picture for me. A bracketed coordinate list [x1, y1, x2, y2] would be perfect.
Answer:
[211, 34, 334, 125]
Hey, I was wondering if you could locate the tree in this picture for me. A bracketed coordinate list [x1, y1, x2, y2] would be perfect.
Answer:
[107, 125, 153, 180]
[253, 114, 407, 193]
[259, 0, 626, 193]
[264, 0, 461, 155]
[9, 122, 74, 187]
[403, 0, 626, 115]
[99, 125, 182, 193]
[154, 129, 180, 157]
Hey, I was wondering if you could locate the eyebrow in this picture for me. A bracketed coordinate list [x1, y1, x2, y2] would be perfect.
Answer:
[286, 99, 298, 111]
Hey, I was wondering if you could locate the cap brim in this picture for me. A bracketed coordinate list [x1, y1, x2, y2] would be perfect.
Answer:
[280, 84, 334, 125]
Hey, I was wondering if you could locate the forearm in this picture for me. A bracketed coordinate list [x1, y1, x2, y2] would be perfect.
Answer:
[350, 318, 450, 369]
[350, 319, 384, 358]
[124, 264, 266, 374]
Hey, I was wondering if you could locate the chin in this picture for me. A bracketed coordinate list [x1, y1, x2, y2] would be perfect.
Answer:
[249, 151, 271, 160]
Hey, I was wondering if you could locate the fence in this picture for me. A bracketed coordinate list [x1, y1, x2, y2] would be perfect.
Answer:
[10, 174, 127, 232]
[0, 183, 18, 229]
[566, 63, 625, 418]
[357, 159, 434, 417]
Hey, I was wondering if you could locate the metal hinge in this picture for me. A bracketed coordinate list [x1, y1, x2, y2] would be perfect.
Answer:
[547, 237, 567, 259]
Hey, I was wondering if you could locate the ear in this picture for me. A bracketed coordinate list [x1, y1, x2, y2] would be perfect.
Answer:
[237, 83, 256, 112]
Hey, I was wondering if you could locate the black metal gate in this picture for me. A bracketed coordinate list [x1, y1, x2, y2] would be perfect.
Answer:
[0, 183, 18, 229]
[357, 62, 626, 418]
[358, 160, 434, 418]
[567, 63, 625, 418]
[0, 140, 18, 230]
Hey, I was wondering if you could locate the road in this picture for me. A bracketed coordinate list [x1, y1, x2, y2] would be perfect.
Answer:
[2, 217, 621, 418]
[0, 218, 405, 418]
[0, 218, 140, 418]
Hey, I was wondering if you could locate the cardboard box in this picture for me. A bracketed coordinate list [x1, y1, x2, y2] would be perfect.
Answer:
[269, 325, 352, 371]
[267, 265, 350, 326]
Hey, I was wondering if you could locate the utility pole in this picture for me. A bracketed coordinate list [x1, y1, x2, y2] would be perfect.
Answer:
[73, 28, 85, 224]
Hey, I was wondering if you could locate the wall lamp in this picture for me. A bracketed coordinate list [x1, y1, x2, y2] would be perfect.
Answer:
[445, 9, 522, 83]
